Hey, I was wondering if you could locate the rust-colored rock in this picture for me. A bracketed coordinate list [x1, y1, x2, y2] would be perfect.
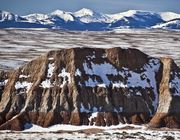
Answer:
[0, 112, 28, 131]
[131, 114, 143, 125]
[0, 117, 22, 131]
[70, 112, 81, 125]
[105, 112, 119, 126]
[60, 111, 71, 124]
[95, 113, 106, 126]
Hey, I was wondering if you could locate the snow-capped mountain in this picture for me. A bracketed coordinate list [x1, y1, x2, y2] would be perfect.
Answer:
[22, 13, 49, 23]
[50, 10, 74, 22]
[74, 8, 94, 17]
[160, 12, 180, 21]
[0, 10, 25, 22]
[108, 10, 164, 29]
[0, 10, 51, 28]
[0, 9, 180, 30]
[74, 8, 110, 23]
[106, 10, 138, 22]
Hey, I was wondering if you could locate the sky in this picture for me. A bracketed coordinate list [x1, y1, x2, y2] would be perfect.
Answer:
[0, 0, 180, 15]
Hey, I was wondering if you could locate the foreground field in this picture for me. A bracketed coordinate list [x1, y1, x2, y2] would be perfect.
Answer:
[1, 124, 180, 140]
[0, 29, 179, 70]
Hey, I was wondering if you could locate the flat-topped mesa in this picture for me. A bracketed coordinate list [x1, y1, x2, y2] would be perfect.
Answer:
[0, 47, 179, 131]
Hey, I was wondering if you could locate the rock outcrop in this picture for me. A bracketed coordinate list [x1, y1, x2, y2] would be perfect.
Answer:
[0, 47, 179, 131]
[149, 58, 180, 128]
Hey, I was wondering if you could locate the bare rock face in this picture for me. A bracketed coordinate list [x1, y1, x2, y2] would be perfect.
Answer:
[149, 58, 180, 128]
[0, 47, 179, 130]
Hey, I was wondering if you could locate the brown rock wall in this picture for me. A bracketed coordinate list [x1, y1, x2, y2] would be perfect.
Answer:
[0, 48, 179, 130]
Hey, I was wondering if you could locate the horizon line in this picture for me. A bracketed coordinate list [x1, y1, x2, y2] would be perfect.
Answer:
[1, 8, 180, 16]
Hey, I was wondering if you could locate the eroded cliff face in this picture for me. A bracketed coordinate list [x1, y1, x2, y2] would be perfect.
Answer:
[149, 58, 180, 128]
[0, 47, 179, 131]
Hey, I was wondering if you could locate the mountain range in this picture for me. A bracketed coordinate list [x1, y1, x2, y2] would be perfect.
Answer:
[0, 8, 180, 30]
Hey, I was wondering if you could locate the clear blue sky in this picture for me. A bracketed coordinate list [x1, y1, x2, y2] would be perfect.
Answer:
[1, 0, 180, 15]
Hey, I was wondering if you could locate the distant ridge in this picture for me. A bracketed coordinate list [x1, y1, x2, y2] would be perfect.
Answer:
[0, 9, 180, 30]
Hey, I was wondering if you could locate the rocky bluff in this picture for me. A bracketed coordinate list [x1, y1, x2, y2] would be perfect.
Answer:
[0, 47, 179, 131]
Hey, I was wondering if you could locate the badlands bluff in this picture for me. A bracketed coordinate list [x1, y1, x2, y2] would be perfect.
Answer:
[0, 47, 179, 131]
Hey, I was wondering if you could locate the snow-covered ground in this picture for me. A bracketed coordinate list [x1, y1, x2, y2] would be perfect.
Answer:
[0, 29, 179, 71]
[0, 124, 180, 140]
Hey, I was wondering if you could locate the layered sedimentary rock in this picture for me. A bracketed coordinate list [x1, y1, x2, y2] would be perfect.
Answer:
[149, 58, 180, 128]
[0, 47, 179, 131]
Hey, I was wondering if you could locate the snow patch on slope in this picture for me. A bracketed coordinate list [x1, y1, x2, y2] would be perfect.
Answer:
[82, 58, 160, 111]
[74, 8, 110, 23]
[160, 12, 180, 21]
[47, 63, 55, 78]
[112, 82, 128, 89]
[83, 61, 118, 86]
[15, 81, 33, 93]
[0, 79, 8, 86]
[152, 20, 180, 29]
[23, 13, 48, 23]
[83, 58, 160, 89]
[58, 68, 71, 88]
[40, 63, 55, 88]
[19, 75, 30, 78]
[75, 68, 82, 76]
[170, 73, 180, 96]
[40, 79, 52, 88]
[74, 8, 94, 17]
[51, 10, 74, 22]
[107, 10, 137, 22]
[0, 10, 19, 21]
